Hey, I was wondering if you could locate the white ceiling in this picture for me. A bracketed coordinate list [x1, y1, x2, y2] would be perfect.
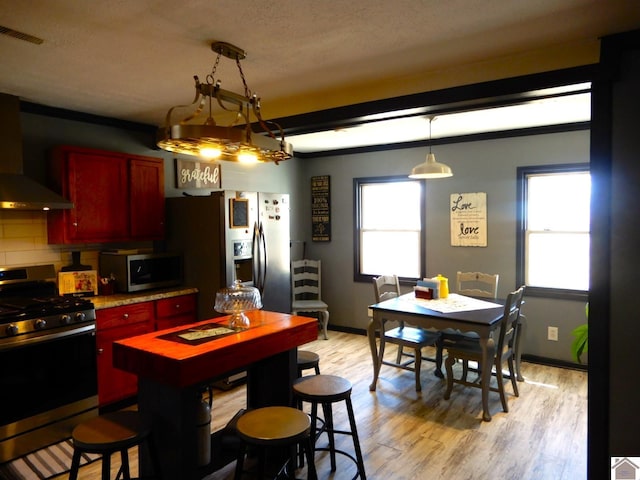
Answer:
[0, 1, 637, 152]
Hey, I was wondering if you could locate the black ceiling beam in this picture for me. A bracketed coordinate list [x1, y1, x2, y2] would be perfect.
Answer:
[273, 64, 599, 136]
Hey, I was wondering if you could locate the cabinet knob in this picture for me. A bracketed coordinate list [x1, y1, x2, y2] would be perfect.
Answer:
[123, 313, 129, 320]
[97, 348, 104, 355]
[175, 304, 181, 310]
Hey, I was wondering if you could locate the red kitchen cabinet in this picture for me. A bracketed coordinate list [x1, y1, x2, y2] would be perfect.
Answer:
[155, 293, 197, 331]
[96, 302, 154, 406]
[129, 156, 165, 240]
[47, 146, 164, 244]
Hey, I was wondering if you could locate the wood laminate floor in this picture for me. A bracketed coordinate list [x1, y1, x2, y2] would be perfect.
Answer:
[60, 331, 587, 480]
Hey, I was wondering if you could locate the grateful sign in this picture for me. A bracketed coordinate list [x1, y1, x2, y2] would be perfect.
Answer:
[450, 192, 487, 247]
[175, 158, 221, 189]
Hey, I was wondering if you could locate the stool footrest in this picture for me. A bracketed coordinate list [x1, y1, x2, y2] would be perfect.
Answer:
[314, 447, 362, 480]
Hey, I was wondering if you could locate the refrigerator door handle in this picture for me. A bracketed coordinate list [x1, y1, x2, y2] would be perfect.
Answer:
[252, 221, 267, 294]
[258, 222, 267, 293]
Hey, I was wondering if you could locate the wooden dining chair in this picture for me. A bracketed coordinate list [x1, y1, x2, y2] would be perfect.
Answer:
[443, 285, 525, 416]
[456, 271, 499, 298]
[372, 275, 442, 391]
[443, 271, 500, 379]
[291, 259, 330, 340]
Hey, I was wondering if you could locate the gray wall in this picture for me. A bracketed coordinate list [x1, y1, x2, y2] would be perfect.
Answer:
[298, 130, 590, 363]
[20, 107, 590, 364]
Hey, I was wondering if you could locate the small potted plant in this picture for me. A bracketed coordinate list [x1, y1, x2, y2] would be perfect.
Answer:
[571, 303, 589, 363]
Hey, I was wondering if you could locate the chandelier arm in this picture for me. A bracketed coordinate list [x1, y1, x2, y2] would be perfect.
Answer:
[162, 76, 206, 127]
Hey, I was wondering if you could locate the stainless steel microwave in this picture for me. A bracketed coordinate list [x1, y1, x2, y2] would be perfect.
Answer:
[99, 252, 183, 293]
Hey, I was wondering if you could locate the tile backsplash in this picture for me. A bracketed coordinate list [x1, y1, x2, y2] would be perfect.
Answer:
[0, 210, 99, 272]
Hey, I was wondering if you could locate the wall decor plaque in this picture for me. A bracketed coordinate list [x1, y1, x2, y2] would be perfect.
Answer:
[311, 175, 331, 242]
[175, 158, 221, 189]
[450, 192, 487, 247]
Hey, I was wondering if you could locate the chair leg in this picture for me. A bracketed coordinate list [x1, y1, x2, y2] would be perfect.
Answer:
[303, 435, 318, 480]
[322, 402, 337, 471]
[395, 345, 404, 364]
[508, 356, 519, 397]
[495, 362, 509, 413]
[434, 338, 444, 378]
[462, 360, 469, 381]
[443, 355, 456, 400]
[234, 444, 246, 479]
[69, 449, 82, 480]
[345, 396, 367, 480]
[321, 311, 329, 340]
[414, 347, 422, 392]
[101, 451, 111, 480]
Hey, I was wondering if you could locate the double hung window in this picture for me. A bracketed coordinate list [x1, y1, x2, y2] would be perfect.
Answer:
[517, 164, 590, 298]
[354, 176, 425, 282]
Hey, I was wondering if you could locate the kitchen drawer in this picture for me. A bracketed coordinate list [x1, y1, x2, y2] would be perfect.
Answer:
[96, 302, 154, 330]
[155, 294, 197, 330]
[155, 294, 196, 319]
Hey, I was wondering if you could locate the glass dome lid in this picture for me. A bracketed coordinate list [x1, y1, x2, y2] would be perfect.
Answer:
[214, 280, 262, 329]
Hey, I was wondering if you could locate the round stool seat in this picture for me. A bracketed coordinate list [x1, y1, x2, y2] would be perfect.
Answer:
[234, 406, 317, 479]
[293, 374, 351, 402]
[72, 411, 149, 452]
[70, 411, 160, 480]
[236, 406, 311, 445]
[297, 350, 320, 376]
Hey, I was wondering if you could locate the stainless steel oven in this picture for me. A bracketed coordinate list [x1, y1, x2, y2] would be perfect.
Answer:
[0, 265, 98, 463]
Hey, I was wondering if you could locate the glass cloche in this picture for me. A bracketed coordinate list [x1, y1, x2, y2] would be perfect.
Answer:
[214, 280, 263, 329]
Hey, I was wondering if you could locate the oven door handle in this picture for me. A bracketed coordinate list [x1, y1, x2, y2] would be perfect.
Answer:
[0, 323, 96, 351]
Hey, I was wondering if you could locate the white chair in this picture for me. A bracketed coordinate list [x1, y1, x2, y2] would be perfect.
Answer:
[456, 271, 499, 298]
[291, 259, 329, 340]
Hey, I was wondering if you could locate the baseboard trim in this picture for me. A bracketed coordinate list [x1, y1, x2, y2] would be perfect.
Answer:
[327, 326, 589, 371]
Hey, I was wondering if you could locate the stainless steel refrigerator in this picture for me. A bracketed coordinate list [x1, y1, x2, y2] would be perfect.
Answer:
[165, 190, 291, 321]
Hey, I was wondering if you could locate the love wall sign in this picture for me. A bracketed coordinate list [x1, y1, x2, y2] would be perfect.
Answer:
[450, 192, 487, 247]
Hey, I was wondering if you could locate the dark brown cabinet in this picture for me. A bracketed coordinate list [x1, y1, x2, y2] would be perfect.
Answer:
[47, 146, 164, 244]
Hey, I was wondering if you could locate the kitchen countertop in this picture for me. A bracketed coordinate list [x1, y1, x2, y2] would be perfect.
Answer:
[90, 287, 199, 310]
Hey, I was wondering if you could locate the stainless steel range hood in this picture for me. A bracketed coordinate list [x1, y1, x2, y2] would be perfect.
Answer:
[0, 93, 73, 210]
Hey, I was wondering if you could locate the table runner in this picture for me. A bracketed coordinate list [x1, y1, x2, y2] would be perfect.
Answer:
[400, 292, 501, 313]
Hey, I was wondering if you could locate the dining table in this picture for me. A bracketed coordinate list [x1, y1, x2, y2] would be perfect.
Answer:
[368, 292, 522, 422]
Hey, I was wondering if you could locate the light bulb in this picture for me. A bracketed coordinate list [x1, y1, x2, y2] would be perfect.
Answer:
[199, 145, 222, 159]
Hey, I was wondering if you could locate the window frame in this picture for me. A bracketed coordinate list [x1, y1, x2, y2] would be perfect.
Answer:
[353, 175, 426, 283]
[516, 163, 590, 300]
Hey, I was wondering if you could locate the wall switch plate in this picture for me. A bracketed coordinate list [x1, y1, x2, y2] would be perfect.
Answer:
[548, 326, 559, 341]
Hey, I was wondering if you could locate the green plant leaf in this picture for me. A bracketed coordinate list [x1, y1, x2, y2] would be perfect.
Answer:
[571, 323, 588, 363]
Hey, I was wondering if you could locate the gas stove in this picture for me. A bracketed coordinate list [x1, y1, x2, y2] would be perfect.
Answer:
[0, 264, 96, 346]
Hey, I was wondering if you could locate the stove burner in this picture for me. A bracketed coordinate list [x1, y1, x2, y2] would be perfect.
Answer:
[0, 264, 96, 342]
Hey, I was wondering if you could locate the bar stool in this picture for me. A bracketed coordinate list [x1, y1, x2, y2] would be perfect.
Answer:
[69, 410, 161, 480]
[297, 350, 320, 377]
[234, 406, 317, 480]
[293, 375, 366, 480]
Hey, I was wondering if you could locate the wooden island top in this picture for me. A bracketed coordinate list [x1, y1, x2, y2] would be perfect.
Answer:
[113, 310, 318, 388]
[112, 310, 319, 479]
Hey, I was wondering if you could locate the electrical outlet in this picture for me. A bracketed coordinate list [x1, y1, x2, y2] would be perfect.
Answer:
[548, 326, 559, 341]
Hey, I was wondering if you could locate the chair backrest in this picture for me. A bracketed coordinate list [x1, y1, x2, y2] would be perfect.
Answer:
[373, 275, 401, 303]
[456, 271, 499, 298]
[495, 286, 525, 357]
[291, 259, 323, 301]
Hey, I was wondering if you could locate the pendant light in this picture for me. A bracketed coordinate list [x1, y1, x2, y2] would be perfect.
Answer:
[409, 116, 453, 179]
[157, 41, 293, 164]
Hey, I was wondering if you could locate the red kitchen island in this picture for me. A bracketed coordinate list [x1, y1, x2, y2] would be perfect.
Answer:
[113, 310, 318, 480]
